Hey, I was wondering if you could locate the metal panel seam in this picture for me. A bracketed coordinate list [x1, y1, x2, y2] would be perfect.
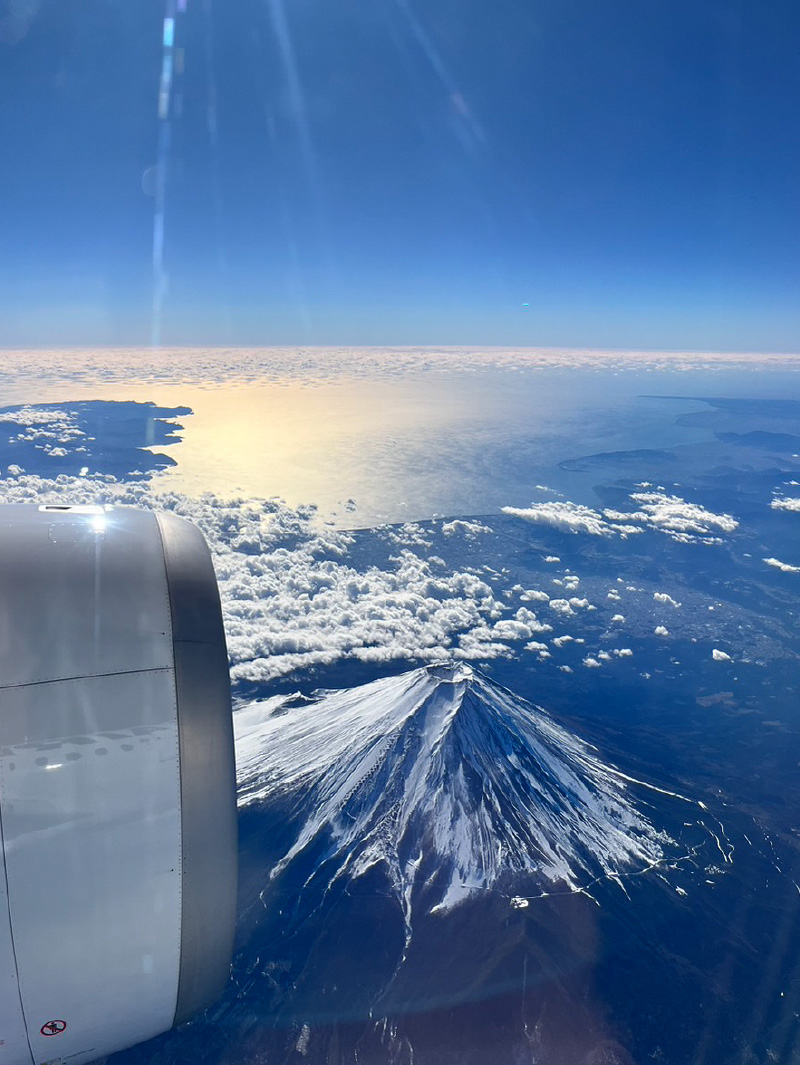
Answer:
[0, 666, 173, 693]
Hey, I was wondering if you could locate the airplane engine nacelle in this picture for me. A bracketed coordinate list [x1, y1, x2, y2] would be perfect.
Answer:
[0, 504, 237, 1065]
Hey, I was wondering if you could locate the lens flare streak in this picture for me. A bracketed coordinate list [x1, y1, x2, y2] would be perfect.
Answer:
[152, 1, 186, 348]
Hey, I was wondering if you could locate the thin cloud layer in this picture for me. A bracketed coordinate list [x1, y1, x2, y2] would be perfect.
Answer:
[2, 347, 798, 394]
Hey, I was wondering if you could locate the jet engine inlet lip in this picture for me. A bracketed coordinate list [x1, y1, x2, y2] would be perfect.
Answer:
[156, 510, 238, 1027]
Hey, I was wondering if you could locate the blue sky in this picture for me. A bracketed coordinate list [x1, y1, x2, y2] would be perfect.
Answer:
[1, 0, 799, 349]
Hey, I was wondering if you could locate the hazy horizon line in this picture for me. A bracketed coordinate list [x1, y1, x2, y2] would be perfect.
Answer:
[1, 344, 800, 358]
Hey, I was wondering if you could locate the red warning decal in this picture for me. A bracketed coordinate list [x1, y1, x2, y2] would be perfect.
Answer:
[40, 1021, 66, 1037]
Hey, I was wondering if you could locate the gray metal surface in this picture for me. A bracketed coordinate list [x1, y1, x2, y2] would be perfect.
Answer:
[0, 504, 237, 1063]
[0, 795, 33, 1065]
[157, 512, 238, 1026]
[0, 505, 173, 687]
[0, 672, 183, 1065]
[0, 505, 184, 1064]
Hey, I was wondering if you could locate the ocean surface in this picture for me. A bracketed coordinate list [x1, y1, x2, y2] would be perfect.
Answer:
[2, 347, 800, 1064]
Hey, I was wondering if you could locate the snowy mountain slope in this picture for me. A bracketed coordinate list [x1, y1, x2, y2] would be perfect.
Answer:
[235, 665, 698, 914]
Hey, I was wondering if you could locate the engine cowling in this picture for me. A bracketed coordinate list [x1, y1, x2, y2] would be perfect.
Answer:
[0, 504, 237, 1065]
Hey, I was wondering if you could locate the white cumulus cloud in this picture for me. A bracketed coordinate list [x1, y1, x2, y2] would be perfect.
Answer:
[442, 518, 492, 537]
[764, 556, 800, 573]
[520, 589, 550, 602]
[0, 472, 523, 684]
[549, 598, 575, 616]
[569, 596, 591, 609]
[712, 649, 732, 662]
[504, 491, 738, 545]
[502, 501, 616, 536]
[625, 492, 738, 539]
[654, 592, 682, 607]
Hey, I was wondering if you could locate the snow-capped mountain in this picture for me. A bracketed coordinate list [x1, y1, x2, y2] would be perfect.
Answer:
[103, 668, 749, 1065]
[235, 664, 684, 916]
